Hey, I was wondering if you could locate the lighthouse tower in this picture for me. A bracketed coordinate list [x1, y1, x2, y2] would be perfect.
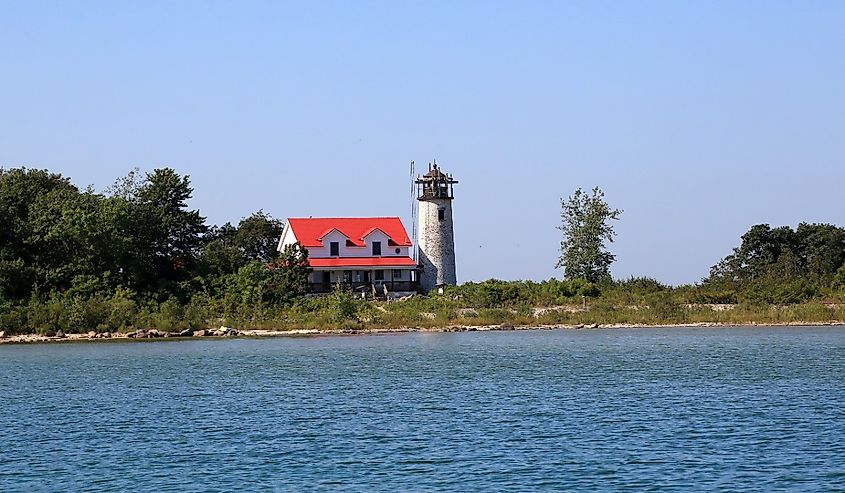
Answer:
[416, 162, 458, 293]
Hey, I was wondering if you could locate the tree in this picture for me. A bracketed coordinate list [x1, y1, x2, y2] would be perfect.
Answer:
[0, 168, 78, 299]
[267, 243, 312, 304]
[224, 242, 311, 306]
[706, 223, 845, 298]
[125, 168, 209, 297]
[235, 211, 284, 264]
[556, 187, 622, 283]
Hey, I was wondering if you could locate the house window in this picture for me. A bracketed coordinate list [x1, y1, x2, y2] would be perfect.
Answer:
[395, 248, 401, 254]
[375, 270, 384, 281]
[393, 269, 403, 280]
[438, 209, 445, 221]
[330, 242, 339, 256]
[372, 241, 382, 256]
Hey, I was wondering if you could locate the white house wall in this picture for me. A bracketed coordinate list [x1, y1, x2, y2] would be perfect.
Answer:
[306, 229, 410, 259]
[277, 222, 298, 251]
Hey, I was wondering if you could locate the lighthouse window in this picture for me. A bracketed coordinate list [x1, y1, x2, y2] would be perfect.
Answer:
[330, 242, 339, 256]
[372, 241, 382, 256]
[438, 208, 445, 221]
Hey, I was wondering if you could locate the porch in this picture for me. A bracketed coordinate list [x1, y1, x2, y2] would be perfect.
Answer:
[307, 280, 418, 294]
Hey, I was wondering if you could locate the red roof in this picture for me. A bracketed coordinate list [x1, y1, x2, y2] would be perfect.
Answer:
[309, 257, 417, 268]
[288, 217, 413, 248]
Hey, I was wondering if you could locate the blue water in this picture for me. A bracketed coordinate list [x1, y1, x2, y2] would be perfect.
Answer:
[1, 327, 844, 492]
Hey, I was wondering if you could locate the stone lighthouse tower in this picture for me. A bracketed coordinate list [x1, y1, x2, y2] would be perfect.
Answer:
[416, 162, 458, 292]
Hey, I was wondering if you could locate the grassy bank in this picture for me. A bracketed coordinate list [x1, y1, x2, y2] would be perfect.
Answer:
[3, 282, 845, 336]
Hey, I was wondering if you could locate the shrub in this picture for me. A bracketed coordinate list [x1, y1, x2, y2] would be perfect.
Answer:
[328, 284, 358, 324]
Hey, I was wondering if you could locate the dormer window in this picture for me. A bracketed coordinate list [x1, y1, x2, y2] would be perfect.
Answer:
[330, 242, 339, 256]
[372, 241, 382, 256]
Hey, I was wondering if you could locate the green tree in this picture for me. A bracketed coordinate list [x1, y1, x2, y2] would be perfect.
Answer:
[708, 223, 845, 285]
[195, 212, 285, 296]
[235, 211, 284, 264]
[556, 187, 622, 283]
[267, 243, 312, 304]
[224, 243, 311, 307]
[123, 168, 208, 297]
[0, 168, 76, 299]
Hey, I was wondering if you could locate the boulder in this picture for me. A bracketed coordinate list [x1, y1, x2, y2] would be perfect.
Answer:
[55, 330, 66, 338]
[87, 331, 97, 338]
[0, 331, 6, 338]
[44, 330, 57, 337]
[500, 323, 515, 331]
[179, 328, 194, 337]
[193, 329, 208, 337]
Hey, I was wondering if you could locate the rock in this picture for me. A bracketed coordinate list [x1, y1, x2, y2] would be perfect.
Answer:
[0, 331, 6, 338]
[179, 328, 194, 337]
[500, 323, 515, 331]
[44, 330, 57, 337]
[587, 323, 599, 329]
[87, 331, 97, 338]
[147, 330, 162, 338]
[55, 330, 66, 338]
[193, 329, 208, 337]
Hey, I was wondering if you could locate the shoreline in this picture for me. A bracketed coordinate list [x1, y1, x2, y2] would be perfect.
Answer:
[1, 320, 843, 345]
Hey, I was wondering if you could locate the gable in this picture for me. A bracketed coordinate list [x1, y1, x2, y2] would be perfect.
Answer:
[286, 217, 413, 248]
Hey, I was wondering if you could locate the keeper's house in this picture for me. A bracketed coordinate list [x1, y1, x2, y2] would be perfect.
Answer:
[277, 217, 417, 293]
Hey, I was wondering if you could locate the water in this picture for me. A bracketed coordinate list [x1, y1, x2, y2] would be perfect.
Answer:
[1, 327, 844, 492]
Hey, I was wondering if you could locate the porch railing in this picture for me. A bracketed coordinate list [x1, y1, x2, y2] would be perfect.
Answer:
[307, 281, 417, 294]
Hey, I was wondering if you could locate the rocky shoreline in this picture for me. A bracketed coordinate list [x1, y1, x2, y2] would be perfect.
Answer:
[1, 321, 843, 345]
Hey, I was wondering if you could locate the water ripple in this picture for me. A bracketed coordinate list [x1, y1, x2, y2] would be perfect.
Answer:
[1, 327, 844, 491]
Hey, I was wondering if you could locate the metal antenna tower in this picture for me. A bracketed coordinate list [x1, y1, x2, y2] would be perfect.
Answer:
[409, 160, 418, 262]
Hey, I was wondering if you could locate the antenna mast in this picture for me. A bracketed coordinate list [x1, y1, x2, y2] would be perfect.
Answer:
[409, 160, 418, 262]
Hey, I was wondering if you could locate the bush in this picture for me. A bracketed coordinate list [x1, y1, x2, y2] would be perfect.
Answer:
[328, 284, 359, 324]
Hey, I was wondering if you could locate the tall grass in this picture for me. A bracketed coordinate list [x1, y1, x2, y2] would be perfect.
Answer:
[3, 283, 845, 335]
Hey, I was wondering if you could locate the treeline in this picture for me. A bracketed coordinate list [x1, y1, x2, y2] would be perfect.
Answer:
[705, 223, 845, 303]
[450, 221, 845, 310]
[3, 166, 845, 335]
[0, 167, 310, 334]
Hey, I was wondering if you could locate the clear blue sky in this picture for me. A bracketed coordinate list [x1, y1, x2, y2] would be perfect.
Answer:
[2, 1, 843, 285]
